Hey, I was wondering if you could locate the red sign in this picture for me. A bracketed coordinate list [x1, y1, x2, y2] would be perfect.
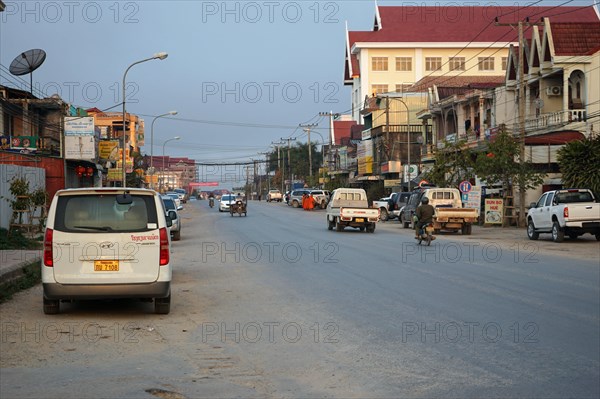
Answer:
[189, 182, 219, 187]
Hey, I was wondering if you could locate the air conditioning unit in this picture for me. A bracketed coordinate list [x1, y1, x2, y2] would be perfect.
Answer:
[547, 86, 562, 96]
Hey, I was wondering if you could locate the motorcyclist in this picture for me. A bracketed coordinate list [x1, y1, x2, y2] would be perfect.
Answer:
[415, 197, 435, 239]
[208, 193, 215, 207]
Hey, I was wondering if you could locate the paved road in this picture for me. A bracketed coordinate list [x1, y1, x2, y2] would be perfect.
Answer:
[1, 200, 598, 398]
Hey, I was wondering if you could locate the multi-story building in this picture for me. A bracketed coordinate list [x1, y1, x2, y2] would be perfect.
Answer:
[345, 5, 598, 122]
[422, 17, 600, 205]
[344, 4, 599, 187]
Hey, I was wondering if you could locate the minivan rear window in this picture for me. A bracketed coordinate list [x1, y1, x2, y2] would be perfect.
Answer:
[55, 194, 158, 233]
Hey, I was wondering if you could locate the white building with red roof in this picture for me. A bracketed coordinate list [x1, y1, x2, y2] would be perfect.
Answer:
[345, 4, 600, 123]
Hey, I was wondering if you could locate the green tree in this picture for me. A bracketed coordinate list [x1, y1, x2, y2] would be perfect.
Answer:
[557, 135, 600, 198]
[269, 142, 323, 185]
[424, 139, 475, 187]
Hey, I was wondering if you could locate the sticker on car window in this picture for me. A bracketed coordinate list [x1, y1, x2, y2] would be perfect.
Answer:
[147, 223, 157, 229]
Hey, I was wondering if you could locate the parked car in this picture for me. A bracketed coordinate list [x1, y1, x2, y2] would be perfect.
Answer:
[161, 195, 181, 241]
[166, 192, 183, 210]
[173, 188, 188, 203]
[527, 188, 600, 242]
[267, 189, 283, 202]
[400, 187, 478, 234]
[373, 193, 398, 221]
[42, 188, 173, 314]
[219, 194, 237, 212]
[310, 189, 330, 209]
[288, 189, 311, 208]
[391, 192, 412, 221]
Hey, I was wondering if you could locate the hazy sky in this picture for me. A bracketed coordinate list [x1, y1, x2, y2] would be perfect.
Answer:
[0, 0, 595, 184]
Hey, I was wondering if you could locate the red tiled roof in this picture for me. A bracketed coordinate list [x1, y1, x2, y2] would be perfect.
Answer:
[551, 22, 600, 56]
[346, 6, 599, 80]
[408, 75, 506, 92]
[368, 6, 599, 43]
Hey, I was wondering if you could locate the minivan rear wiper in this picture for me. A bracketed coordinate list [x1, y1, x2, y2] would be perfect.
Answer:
[73, 225, 114, 232]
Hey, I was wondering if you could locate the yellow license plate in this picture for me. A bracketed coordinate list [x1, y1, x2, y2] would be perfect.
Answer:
[355, 218, 364, 223]
[94, 260, 119, 272]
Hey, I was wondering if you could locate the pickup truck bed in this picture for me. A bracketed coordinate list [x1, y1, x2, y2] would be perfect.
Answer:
[327, 188, 379, 233]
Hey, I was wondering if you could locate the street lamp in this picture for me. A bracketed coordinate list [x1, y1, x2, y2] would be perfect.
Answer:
[150, 110, 177, 189]
[121, 52, 168, 187]
[161, 136, 180, 192]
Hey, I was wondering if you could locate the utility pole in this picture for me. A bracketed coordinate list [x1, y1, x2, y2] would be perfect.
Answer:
[272, 141, 285, 193]
[299, 123, 318, 178]
[280, 137, 296, 191]
[496, 17, 541, 227]
[319, 111, 339, 178]
[258, 151, 271, 192]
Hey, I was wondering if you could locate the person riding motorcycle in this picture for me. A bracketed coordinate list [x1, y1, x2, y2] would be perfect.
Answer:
[415, 197, 435, 239]
[208, 193, 215, 208]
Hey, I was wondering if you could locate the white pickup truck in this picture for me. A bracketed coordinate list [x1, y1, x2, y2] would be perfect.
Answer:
[527, 188, 600, 242]
[266, 189, 283, 202]
[326, 188, 380, 233]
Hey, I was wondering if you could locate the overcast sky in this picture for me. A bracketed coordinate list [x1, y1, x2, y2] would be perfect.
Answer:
[0, 0, 596, 185]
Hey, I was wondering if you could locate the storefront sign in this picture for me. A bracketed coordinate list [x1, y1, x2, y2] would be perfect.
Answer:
[65, 135, 96, 160]
[64, 117, 95, 136]
[484, 198, 503, 224]
[99, 141, 119, 160]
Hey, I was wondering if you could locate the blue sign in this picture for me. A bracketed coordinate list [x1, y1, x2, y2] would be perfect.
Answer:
[459, 181, 472, 193]
[461, 193, 469, 202]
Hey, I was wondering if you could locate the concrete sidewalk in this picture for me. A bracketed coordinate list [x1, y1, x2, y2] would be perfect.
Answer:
[0, 250, 42, 284]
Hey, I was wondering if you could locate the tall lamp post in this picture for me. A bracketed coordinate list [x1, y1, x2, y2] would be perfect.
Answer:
[150, 110, 177, 189]
[121, 52, 168, 187]
[161, 136, 180, 192]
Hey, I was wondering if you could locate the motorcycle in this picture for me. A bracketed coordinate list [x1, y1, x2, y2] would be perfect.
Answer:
[209, 198, 214, 208]
[417, 222, 435, 246]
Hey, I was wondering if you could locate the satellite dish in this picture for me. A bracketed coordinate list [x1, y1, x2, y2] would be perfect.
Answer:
[9, 49, 47, 95]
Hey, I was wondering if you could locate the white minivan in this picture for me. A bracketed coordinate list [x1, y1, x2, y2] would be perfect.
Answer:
[42, 188, 173, 314]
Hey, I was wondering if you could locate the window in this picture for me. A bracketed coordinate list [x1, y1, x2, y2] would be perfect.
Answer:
[449, 57, 465, 71]
[425, 57, 442, 71]
[395, 57, 412, 71]
[372, 84, 389, 95]
[57, 195, 155, 233]
[478, 57, 495, 71]
[372, 57, 388, 71]
[502, 57, 508, 70]
[395, 84, 412, 93]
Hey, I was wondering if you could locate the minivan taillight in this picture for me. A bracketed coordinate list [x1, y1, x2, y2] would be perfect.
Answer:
[159, 227, 169, 266]
[43, 228, 53, 267]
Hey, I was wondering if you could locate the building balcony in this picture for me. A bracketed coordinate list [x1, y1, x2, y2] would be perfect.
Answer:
[525, 109, 586, 133]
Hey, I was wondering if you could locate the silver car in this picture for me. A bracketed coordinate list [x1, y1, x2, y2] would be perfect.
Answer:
[161, 195, 181, 241]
